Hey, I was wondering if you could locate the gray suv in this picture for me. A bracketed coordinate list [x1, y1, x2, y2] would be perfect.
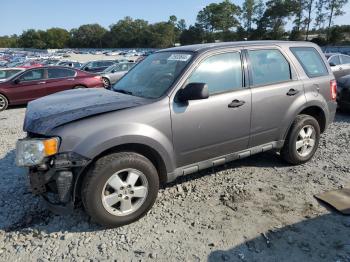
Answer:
[16, 41, 337, 227]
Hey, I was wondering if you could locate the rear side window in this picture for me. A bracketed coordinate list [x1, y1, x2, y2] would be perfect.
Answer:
[48, 68, 75, 79]
[248, 49, 291, 86]
[341, 55, 350, 64]
[329, 55, 341, 66]
[291, 47, 328, 78]
[187, 52, 243, 95]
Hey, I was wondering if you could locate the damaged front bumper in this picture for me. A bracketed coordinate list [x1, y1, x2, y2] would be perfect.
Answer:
[27, 152, 90, 214]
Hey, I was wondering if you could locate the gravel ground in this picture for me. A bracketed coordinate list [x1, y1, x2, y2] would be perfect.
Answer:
[0, 107, 349, 262]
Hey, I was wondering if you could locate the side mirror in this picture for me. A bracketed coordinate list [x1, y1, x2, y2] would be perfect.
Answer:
[13, 78, 21, 84]
[111, 69, 116, 73]
[329, 62, 336, 67]
[84, 67, 90, 71]
[177, 83, 209, 102]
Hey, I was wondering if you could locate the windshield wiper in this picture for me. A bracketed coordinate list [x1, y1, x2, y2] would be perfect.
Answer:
[114, 89, 133, 95]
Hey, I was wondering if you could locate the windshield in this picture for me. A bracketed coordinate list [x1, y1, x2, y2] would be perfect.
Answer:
[112, 52, 193, 98]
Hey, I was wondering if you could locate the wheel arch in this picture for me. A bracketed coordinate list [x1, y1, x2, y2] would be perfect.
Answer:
[73, 142, 169, 201]
[283, 104, 327, 141]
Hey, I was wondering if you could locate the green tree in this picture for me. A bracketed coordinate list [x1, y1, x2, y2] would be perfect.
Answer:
[148, 22, 176, 48]
[70, 24, 107, 48]
[19, 29, 46, 49]
[324, 0, 349, 40]
[197, 0, 241, 32]
[108, 17, 149, 48]
[45, 28, 70, 48]
[180, 24, 205, 45]
[314, 0, 327, 29]
[242, 0, 256, 32]
[304, 0, 315, 40]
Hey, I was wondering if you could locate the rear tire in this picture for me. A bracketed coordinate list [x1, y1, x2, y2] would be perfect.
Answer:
[82, 152, 159, 227]
[0, 94, 8, 112]
[281, 114, 320, 165]
[102, 77, 110, 88]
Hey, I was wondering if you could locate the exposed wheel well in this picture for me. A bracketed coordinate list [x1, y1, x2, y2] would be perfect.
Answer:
[299, 106, 326, 133]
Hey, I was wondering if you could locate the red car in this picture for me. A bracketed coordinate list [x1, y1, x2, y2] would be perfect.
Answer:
[0, 66, 104, 111]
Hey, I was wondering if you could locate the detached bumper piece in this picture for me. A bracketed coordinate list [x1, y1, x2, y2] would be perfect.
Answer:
[27, 152, 90, 214]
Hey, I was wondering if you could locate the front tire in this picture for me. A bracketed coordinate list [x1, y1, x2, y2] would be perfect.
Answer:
[82, 152, 159, 227]
[0, 94, 8, 112]
[281, 114, 320, 165]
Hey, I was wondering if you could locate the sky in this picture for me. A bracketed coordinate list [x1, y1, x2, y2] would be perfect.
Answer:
[1, 0, 350, 36]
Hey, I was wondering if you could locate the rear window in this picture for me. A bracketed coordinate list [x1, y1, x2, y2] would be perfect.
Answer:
[48, 68, 76, 79]
[291, 47, 329, 78]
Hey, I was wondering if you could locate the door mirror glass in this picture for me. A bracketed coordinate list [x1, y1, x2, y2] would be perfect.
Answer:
[14, 78, 21, 84]
[84, 67, 90, 71]
[329, 62, 336, 67]
[178, 83, 209, 102]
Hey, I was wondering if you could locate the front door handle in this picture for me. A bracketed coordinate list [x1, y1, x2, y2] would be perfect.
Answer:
[37, 81, 46, 84]
[286, 89, 299, 96]
[228, 99, 245, 108]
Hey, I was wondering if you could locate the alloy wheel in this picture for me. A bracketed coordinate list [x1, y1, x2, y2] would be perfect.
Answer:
[101, 168, 149, 216]
[296, 125, 316, 157]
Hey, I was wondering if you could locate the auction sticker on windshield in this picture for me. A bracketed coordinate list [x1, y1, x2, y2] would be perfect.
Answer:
[167, 54, 192, 61]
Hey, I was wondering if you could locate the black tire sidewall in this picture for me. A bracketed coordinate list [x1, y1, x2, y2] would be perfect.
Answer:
[0, 94, 8, 111]
[286, 116, 320, 163]
[83, 153, 159, 227]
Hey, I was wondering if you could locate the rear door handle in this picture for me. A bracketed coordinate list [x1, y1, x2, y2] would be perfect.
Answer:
[228, 99, 245, 108]
[38, 81, 46, 84]
[286, 89, 299, 96]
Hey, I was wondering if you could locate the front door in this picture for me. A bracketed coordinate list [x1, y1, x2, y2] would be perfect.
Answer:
[9, 68, 47, 104]
[171, 51, 252, 167]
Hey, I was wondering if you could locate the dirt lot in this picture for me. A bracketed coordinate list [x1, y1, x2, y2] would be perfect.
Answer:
[0, 107, 349, 262]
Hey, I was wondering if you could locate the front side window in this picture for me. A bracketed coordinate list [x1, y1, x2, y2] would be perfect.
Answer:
[248, 49, 291, 86]
[341, 55, 350, 64]
[113, 52, 193, 98]
[19, 69, 44, 81]
[329, 55, 341, 66]
[48, 68, 75, 79]
[291, 47, 328, 78]
[187, 52, 243, 94]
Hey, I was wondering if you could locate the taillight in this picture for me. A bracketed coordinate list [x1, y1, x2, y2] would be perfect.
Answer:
[330, 80, 337, 101]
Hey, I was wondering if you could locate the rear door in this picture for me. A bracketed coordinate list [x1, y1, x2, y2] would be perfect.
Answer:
[246, 47, 306, 147]
[45, 68, 77, 95]
[171, 50, 252, 167]
[9, 68, 46, 104]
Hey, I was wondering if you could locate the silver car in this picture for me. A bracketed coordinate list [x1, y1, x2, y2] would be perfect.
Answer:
[325, 53, 350, 79]
[100, 62, 135, 88]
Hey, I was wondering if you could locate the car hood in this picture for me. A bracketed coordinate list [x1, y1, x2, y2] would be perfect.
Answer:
[23, 88, 150, 135]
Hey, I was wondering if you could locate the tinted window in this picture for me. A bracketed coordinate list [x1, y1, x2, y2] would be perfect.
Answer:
[248, 49, 291, 86]
[291, 47, 328, 78]
[19, 69, 44, 81]
[187, 52, 243, 94]
[48, 68, 75, 79]
[329, 55, 341, 65]
[341, 55, 350, 64]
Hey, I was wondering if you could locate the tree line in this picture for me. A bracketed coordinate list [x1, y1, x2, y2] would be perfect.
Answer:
[0, 0, 349, 49]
